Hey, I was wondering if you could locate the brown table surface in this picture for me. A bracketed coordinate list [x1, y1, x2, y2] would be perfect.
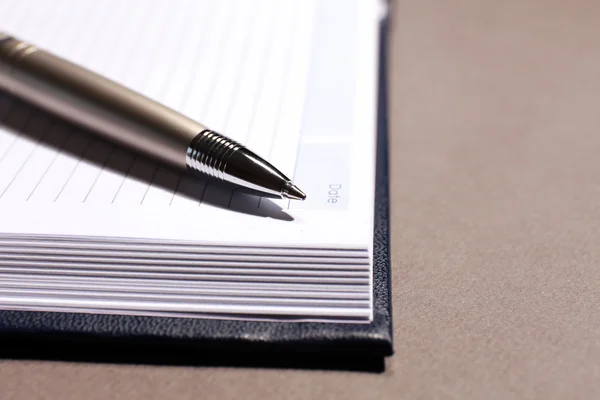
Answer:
[3, 0, 600, 398]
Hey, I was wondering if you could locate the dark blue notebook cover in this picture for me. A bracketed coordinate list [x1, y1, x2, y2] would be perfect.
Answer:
[0, 16, 392, 362]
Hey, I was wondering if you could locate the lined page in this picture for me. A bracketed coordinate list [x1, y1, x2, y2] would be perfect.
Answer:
[0, 0, 380, 247]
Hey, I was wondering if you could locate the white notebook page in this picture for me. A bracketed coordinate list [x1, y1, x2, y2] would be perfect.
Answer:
[0, 0, 379, 246]
[0, 0, 382, 321]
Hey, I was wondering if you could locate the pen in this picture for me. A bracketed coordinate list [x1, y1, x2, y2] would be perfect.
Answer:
[0, 32, 306, 201]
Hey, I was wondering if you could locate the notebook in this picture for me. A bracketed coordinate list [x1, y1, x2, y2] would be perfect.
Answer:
[0, 0, 392, 356]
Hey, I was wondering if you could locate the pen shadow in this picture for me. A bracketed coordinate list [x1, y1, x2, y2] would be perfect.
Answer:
[0, 91, 294, 222]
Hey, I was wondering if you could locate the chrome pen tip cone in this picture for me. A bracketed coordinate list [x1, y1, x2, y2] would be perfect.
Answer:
[282, 182, 306, 200]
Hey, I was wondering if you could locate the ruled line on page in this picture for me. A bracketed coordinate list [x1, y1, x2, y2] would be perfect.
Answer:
[3, 0, 103, 203]
[90, 0, 187, 206]
[54, 1, 139, 204]
[164, 0, 217, 206]
[49, 3, 127, 203]
[108, 2, 177, 204]
[185, 0, 248, 208]
[25, 129, 71, 201]
[201, 0, 285, 210]
[118, 0, 232, 207]
[17, 1, 115, 203]
[0, 119, 54, 200]
[136, 0, 199, 204]
[78, 2, 157, 204]
[256, 3, 298, 210]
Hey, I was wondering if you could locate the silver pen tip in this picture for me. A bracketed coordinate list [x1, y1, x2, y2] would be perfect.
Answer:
[282, 182, 306, 201]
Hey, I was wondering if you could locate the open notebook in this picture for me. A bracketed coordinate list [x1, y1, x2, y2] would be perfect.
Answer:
[0, 0, 389, 348]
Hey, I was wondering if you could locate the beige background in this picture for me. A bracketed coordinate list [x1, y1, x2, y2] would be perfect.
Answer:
[2, 0, 600, 398]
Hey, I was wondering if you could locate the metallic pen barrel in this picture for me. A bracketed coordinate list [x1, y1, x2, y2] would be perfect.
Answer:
[0, 32, 305, 200]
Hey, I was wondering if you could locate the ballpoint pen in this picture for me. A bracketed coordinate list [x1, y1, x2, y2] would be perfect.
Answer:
[0, 32, 306, 201]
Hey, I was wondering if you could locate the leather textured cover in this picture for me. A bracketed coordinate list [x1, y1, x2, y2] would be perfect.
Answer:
[0, 17, 393, 359]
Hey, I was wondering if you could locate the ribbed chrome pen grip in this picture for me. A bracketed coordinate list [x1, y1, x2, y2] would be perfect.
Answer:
[186, 130, 243, 180]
